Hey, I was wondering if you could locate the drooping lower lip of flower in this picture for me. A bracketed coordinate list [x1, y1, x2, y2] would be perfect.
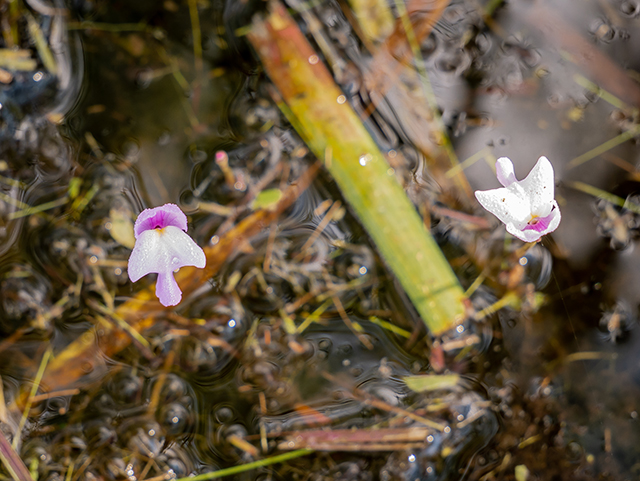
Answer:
[128, 203, 206, 307]
[474, 156, 561, 243]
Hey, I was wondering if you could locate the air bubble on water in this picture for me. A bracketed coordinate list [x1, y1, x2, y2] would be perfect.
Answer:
[228, 319, 237, 328]
[408, 454, 416, 463]
[359, 266, 367, 275]
[620, 0, 639, 16]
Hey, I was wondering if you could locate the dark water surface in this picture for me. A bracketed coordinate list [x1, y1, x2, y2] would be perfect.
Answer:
[2, 0, 640, 479]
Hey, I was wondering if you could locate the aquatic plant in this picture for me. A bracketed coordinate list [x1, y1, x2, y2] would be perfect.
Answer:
[475, 157, 561, 242]
[249, 3, 468, 335]
[128, 203, 206, 306]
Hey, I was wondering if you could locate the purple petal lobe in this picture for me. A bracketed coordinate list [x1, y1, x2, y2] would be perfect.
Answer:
[156, 272, 182, 306]
[507, 202, 561, 242]
[134, 203, 188, 238]
[522, 210, 555, 232]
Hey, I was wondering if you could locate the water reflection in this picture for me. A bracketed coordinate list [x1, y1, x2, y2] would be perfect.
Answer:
[3, 0, 640, 479]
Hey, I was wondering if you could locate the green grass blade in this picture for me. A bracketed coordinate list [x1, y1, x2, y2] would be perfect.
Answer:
[248, 1, 468, 334]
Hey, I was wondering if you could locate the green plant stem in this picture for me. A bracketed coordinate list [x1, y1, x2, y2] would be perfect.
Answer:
[248, 1, 468, 334]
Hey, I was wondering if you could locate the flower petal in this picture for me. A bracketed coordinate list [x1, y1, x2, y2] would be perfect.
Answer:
[128, 229, 161, 282]
[496, 157, 517, 187]
[127, 226, 206, 282]
[519, 156, 555, 217]
[134, 203, 188, 238]
[506, 201, 561, 242]
[157, 226, 207, 271]
[475, 156, 561, 242]
[475, 186, 532, 227]
[156, 272, 182, 306]
[506, 223, 547, 243]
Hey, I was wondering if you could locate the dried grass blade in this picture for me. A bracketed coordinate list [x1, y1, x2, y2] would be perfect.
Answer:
[0, 434, 33, 481]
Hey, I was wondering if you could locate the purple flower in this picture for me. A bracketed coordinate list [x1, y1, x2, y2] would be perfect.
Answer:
[128, 203, 206, 306]
[475, 156, 561, 243]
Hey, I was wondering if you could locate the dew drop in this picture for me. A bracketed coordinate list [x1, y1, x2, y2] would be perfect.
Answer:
[359, 153, 373, 166]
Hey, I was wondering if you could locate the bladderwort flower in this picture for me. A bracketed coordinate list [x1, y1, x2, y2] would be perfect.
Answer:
[128, 203, 206, 306]
[475, 156, 561, 243]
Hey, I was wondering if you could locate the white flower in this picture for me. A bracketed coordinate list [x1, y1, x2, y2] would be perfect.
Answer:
[475, 156, 561, 243]
[128, 203, 206, 307]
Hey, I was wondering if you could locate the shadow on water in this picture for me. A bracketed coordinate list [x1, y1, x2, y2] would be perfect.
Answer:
[2, 0, 640, 479]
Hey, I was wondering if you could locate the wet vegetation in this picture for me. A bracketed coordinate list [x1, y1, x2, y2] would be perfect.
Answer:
[2, 0, 640, 479]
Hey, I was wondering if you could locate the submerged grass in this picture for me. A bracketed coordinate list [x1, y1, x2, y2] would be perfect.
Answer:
[569, 125, 640, 168]
[568, 180, 640, 214]
[13, 164, 320, 408]
[174, 449, 314, 481]
[393, 0, 471, 197]
[13, 348, 52, 450]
